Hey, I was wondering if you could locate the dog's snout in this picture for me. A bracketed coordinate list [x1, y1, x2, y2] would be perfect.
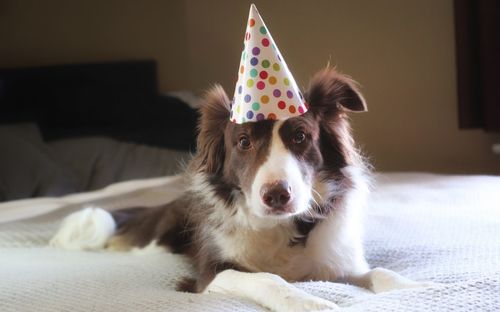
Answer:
[261, 180, 292, 210]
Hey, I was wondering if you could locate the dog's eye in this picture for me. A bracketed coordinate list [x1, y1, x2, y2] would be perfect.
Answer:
[238, 135, 252, 150]
[293, 131, 306, 144]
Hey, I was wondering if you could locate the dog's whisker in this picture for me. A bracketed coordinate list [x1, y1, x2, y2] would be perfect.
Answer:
[311, 188, 324, 202]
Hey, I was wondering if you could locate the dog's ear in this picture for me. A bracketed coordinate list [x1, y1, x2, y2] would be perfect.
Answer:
[306, 68, 366, 169]
[306, 68, 367, 118]
[193, 85, 231, 175]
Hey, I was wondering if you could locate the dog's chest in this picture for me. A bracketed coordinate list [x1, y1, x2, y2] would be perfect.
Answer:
[213, 223, 334, 281]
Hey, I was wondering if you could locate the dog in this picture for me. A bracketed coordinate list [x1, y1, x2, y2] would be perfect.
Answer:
[51, 67, 428, 311]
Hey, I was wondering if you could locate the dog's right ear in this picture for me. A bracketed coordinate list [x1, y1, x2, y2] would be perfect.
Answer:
[305, 68, 367, 168]
[306, 68, 367, 118]
[193, 85, 231, 175]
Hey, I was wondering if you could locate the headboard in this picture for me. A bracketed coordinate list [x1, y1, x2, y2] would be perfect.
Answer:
[0, 60, 198, 151]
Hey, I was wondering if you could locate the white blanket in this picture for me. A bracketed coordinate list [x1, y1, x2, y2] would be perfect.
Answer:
[1, 173, 499, 311]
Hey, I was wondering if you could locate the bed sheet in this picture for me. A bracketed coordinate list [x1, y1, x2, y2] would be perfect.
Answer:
[1, 173, 499, 311]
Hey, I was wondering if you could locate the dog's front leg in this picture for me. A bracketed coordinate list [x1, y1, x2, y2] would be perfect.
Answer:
[341, 267, 434, 293]
[203, 269, 338, 312]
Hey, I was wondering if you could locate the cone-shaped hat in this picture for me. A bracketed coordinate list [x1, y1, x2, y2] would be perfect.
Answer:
[230, 4, 307, 123]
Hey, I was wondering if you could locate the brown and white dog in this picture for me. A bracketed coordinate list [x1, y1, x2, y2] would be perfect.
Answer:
[51, 68, 428, 311]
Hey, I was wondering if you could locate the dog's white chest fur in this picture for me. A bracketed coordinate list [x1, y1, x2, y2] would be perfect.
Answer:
[205, 165, 371, 282]
[214, 203, 369, 282]
[214, 222, 301, 279]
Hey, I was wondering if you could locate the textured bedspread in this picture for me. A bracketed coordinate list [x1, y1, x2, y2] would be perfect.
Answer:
[1, 173, 499, 311]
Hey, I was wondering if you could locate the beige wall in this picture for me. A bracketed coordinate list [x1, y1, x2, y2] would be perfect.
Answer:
[0, 0, 190, 90]
[1, 0, 499, 173]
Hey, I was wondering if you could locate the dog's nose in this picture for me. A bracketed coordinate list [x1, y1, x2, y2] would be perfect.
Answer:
[261, 180, 292, 210]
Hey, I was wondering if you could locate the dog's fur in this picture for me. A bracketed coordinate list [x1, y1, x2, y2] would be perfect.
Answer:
[51, 68, 429, 311]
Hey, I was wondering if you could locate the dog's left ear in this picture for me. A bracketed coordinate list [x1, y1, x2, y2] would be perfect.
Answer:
[306, 68, 367, 117]
[193, 85, 231, 175]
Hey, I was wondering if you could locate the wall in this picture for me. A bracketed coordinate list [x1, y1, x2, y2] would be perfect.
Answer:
[0, 0, 190, 90]
[1, 0, 499, 173]
[182, 0, 500, 174]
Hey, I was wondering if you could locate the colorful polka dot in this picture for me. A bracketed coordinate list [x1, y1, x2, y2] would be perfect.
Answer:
[230, 9, 310, 124]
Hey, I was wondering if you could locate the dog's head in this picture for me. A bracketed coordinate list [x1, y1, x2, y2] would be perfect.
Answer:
[191, 68, 367, 224]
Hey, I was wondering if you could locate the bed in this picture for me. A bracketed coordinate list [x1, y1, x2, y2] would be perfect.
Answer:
[1, 61, 499, 311]
[0, 172, 499, 311]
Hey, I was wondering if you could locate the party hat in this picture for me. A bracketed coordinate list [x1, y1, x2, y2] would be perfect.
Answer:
[230, 4, 307, 124]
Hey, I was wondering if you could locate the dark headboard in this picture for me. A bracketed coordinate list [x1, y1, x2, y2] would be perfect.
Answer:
[0, 60, 198, 151]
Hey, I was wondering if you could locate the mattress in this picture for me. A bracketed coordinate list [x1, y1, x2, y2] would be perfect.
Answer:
[1, 173, 499, 311]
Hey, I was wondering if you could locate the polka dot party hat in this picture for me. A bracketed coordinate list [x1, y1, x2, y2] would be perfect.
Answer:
[230, 4, 307, 124]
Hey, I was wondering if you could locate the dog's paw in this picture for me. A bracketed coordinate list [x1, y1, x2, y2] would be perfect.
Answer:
[369, 268, 436, 293]
[280, 294, 339, 312]
[203, 281, 227, 295]
[203, 270, 338, 311]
